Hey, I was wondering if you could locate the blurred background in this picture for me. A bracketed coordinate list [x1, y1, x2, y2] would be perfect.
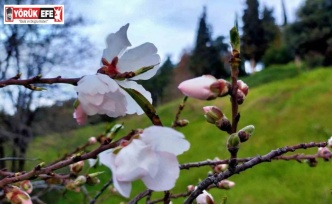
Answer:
[1, 0, 332, 203]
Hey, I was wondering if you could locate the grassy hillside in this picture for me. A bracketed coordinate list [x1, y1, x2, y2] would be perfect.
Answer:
[27, 65, 332, 203]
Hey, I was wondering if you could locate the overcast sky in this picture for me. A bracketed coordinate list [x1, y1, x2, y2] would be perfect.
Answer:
[68, 0, 304, 68]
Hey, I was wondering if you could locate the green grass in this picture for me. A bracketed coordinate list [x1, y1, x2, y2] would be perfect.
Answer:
[27, 66, 332, 203]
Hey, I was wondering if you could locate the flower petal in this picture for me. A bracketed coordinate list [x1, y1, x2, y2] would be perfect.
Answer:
[141, 152, 179, 191]
[117, 42, 161, 80]
[102, 24, 132, 62]
[115, 139, 158, 181]
[99, 150, 132, 198]
[141, 126, 190, 155]
[178, 75, 217, 100]
[117, 80, 152, 115]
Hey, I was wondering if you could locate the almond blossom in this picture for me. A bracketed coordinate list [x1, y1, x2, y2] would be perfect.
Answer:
[99, 126, 190, 198]
[74, 24, 160, 124]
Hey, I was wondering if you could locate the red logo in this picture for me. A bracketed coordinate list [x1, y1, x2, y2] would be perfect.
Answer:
[4, 5, 64, 24]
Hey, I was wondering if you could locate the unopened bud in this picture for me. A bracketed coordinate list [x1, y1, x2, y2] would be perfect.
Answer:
[318, 147, 331, 161]
[175, 119, 189, 127]
[86, 172, 103, 185]
[196, 190, 214, 204]
[215, 117, 231, 132]
[227, 133, 240, 149]
[88, 137, 97, 145]
[4, 185, 32, 204]
[237, 80, 248, 96]
[70, 161, 84, 174]
[75, 175, 87, 185]
[236, 90, 245, 105]
[178, 75, 219, 100]
[210, 79, 230, 97]
[203, 106, 224, 124]
[218, 180, 235, 189]
[238, 125, 255, 143]
[20, 180, 33, 194]
[214, 163, 228, 173]
[187, 185, 195, 192]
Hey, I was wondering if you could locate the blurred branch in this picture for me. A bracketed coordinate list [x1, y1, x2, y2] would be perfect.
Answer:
[0, 130, 139, 187]
[0, 75, 81, 88]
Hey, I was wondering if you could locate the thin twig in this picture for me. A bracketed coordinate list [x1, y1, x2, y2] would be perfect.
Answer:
[90, 178, 113, 204]
[128, 189, 152, 204]
[172, 96, 188, 128]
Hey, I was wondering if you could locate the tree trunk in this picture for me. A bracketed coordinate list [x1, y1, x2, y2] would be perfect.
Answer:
[250, 58, 257, 74]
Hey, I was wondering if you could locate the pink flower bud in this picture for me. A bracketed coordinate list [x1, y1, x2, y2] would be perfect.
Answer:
[196, 190, 214, 204]
[187, 185, 195, 192]
[5, 186, 32, 204]
[214, 164, 228, 173]
[88, 137, 97, 145]
[73, 104, 87, 125]
[218, 179, 235, 189]
[178, 75, 219, 100]
[203, 106, 224, 124]
[70, 161, 84, 174]
[210, 79, 230, 97]
[237, 80, 248, 96]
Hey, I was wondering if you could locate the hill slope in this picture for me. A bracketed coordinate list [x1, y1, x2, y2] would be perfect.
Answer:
[27, 67, 332, 203]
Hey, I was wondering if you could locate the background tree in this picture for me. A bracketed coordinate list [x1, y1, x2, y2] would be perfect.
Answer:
[285, 0, 332, 68]
[241, 0, 264, 73]
[0, 0, 91, 170]
[190, 7, 229, 78]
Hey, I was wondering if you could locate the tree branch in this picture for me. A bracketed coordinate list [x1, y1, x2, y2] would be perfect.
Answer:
[0, 75, 81, 88]
[184, 142, 326, 204]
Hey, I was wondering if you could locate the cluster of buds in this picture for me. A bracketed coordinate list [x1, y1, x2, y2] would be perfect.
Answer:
[4, 185, 32, 204]
[178, 75, 230, 100]
[66, 172, 103, 192]
[236, 80, 249, 104]
[227, 125, 255, 149]
[203, 106, 231, 133]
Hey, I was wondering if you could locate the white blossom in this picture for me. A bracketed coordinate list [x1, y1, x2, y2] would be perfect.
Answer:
[99, 126, 190, 198]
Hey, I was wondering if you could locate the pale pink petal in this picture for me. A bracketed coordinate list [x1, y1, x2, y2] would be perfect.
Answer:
[178, 75, 217, 100]
[117, 80, 152, 115]
[141, 152, 179, 191]
[113, 180, 132, 198]
[99, 90, 127, 117]
[99, 150, 132, 198]
[115, 139, 158, 181]
[73, 104, 87, 125]
[117, 42, 161, 80]
[141, 126, 190, 155]
[102, 24, 132, 62]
